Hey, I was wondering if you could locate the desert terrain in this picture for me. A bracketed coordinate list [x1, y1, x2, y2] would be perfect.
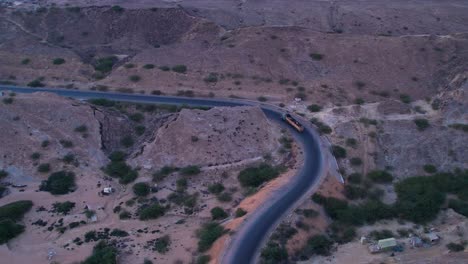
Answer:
[0, 0, 467, 264]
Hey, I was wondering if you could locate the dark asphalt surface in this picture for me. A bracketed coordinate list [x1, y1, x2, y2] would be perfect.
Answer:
[0, 86, 324, 264]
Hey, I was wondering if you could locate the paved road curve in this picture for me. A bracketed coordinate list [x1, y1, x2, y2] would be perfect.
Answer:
[0, 86, 325, 264]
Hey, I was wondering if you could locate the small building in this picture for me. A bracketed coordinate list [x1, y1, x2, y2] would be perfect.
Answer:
[378, 238, 397, 251]
[368, 244, 381, 253]
[426, 233, 440, 243]
[102, 187, 114, 195]
[409, 236, 423, 248]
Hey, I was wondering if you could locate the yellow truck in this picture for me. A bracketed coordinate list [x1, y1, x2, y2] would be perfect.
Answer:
[282, 113, 304, 132]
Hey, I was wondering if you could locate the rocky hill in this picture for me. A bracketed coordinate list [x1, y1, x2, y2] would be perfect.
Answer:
[131, 106, 281, 170]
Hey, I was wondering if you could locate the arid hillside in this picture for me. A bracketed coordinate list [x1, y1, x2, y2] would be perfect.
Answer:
[0, 5, 467, 103]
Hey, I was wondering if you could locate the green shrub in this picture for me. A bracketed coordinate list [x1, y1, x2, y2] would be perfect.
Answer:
[309, 53, 324, 61]
[446, 242, 465, 252]
[235, 208, 247, 218]
[347, 173, 362, 184]
[119, 211, 131, 219]
[423, 164, 437, 174]
[307, 104, 322, 112]
[52, 201, 75, 215]
[129, 113, 144, 122]
[111, 5, 124, 12]
[176, 178, 188, 192]
[82, 240, 117, 264]
[204, 73, 218, 83]
[94, 56, 118, 73]
[129, 75, 141, 82]
[62, 153, 75, 164]
[124, 63, 135, 69]
[367, 170, 393, 183]
[37, 163, 51, 173]
[344, 185, 367, 200]
[196, 255, 211, 264]
[257, 96, 267, 102]
[331, 145, 347, 159]
[449, 123, 468, 133]
[0, 219, 25, 244]
[133, 182, 150, 197]
[217, 192, 232, 202]
[448, 199, 468, 217]
[414, 118, 430, 131]
[238, 163, 281, 187]
[153, 166, 179, 181]
[2, 98, 13, 104]
[135, 125, 146, 136]
[350, 157, 362, 166]
[328, 222, 356, 244]
[211, 207, 228, 220]
[149, 235, 171, 253]
[30, 152, 41, 160]
[369, 229, 394, 240]
[110, 228, 129, 237]
[180, 165, 200, 176]
[21, 58, 30, 65]
[40, 171, 76, 195]
[208, 183, 225, 194]
[310, 118, 332, 134]
[196, 222, 226, 252]
[52, 58, 65, 65]
[159, 66, 170, 71]
[171, 65, 187, 73]
[399, 94, 412, 104]
[346, 138, 357, 147]
[304, 235, 333, 256]
[260, 242, 288, 263]
[59, 140, 73, 148]
[143, 64, 155, 69]
[120, 135, 134, 148]
[104, 152, 138, 184]
[27, 79, 45, 87]
[89, 98, 116, 107]
[0, 200, 33, 221]
[74, 125, 87, 133]
[0, 170, 8, 179]
[139, 203, 167, 220]
[354, 98, 365, 105]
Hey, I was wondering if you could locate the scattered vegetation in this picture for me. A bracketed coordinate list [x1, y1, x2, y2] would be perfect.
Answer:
[238, 163, 282, 188]
[52, 201, 75, 215]
[331, 145, 347, 159]
[309, 53, 324, 61]
[310, 118, 332, 134]
[94, 56, 118, 73]
[0, 200, 33, 244]
[40, 171, 76, 195]
[210, 207, 228, 220]
[196, 222, 226, 252]
[307, 104, 322, 112]
[133, 182, 150, 197]
[129, 75, 141, 82]
[143, 64, 155, 69]
[423, 164, 437, 174]
[367, 170, 393, 183]
[235, 208, 247, 218]
[104, 152, 138, 184]
[208, 183, 225, 194]
[399, 94, 412, 104]
[82, 240, 117, 264]
[146, 235, 171, 253]
[37, 163, 50, 173]
[120, 135, 134, 148]
[139, 203, 167, 220]
[180, 165, 201, 176]
[171, 65, 187, 73]
[27, 78, 45, 87]
[414, 118, 430, 131]
[52, 58, 65, 65]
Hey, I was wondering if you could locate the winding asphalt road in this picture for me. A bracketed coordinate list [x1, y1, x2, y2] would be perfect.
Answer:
[0, 86, 326, 264]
